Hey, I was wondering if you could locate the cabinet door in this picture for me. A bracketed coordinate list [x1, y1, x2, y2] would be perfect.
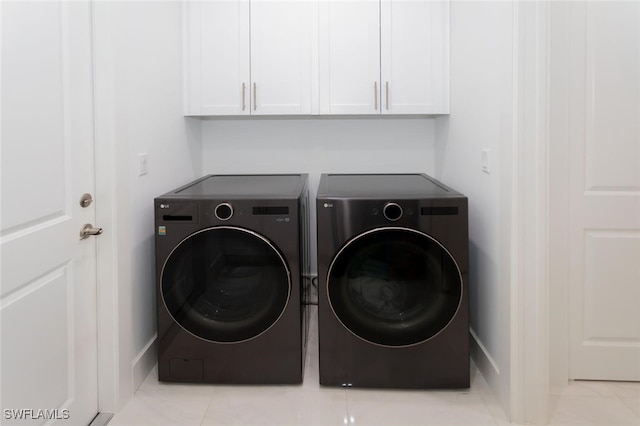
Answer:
[381, 0, 450, 114]
[251, 0, 313, 115]
[319, 0, 381, 114]
[184, 1, 250, 115]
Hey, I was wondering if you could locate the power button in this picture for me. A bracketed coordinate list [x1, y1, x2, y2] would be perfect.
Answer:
[214, 203, 233, 220]
[383, 202, 403, 221]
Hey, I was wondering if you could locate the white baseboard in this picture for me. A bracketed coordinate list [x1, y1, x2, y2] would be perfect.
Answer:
[132, 335, 157, 392]
[469, 327, 500, 384]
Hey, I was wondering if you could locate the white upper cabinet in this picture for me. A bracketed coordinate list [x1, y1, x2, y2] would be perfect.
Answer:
[251, 0, 313, 115]
[184, 0, 314, 116]
[184, 1, 250, 115]
[185, 0, 449, 116]
[381, 0, 450, 114]
[319, 0, 381, 114]
[319, 0, 450, 115]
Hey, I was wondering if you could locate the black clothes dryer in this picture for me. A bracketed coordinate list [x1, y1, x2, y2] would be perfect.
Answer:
[155, 174, 310, 384]
[316, 173, 469, 389]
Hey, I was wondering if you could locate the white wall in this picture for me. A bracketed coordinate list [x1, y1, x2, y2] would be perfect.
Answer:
[96, 1, 201, 409]
[201, 116, 437, 274]
[434, 1, 514, 419]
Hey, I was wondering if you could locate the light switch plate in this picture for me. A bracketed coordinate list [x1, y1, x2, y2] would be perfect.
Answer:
[481, 149, 490, 174]
[138, 153, 148, 176]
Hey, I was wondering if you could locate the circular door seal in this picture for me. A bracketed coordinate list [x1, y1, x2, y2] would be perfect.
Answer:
[327, 227, 463, 347]
[161, 226, 291, 343]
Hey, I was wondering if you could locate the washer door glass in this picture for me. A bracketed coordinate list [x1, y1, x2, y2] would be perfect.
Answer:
[328, 228, 462, 347]
[161, 227, 290, 343]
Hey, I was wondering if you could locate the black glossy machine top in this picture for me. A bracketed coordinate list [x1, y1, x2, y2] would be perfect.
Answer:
[161, 174, 308, 199]
[317, 174, 461, 199]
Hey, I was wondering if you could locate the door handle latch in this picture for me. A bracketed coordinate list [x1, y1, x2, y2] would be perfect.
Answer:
[80, 193, 94, 208]
[80, 224, 103, 240]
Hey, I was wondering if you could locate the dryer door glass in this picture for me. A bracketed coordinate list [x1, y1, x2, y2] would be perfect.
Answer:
[161, 227, 290, 343]
[327, 228, 462, 347]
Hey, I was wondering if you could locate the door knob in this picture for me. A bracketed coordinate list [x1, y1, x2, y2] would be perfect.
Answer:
[80, 224, 103, 240]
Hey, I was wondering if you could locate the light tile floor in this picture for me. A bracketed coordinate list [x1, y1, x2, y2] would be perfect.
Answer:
[110, 308, 640, 426]
[549, 380, 640, 426]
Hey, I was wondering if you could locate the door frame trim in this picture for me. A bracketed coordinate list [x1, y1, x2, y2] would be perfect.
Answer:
[92, 1, 120, 412]
[510, 0, 552, 423]
[547, 1, 571, 392]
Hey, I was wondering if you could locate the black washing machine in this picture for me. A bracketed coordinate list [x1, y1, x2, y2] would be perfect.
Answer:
[316, 173, 469, 389]
[155, 174, 310, 384]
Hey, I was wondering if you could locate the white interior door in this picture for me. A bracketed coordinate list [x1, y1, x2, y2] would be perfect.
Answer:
[568, 1, 640, 381]
[1, 1, 99, 424]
